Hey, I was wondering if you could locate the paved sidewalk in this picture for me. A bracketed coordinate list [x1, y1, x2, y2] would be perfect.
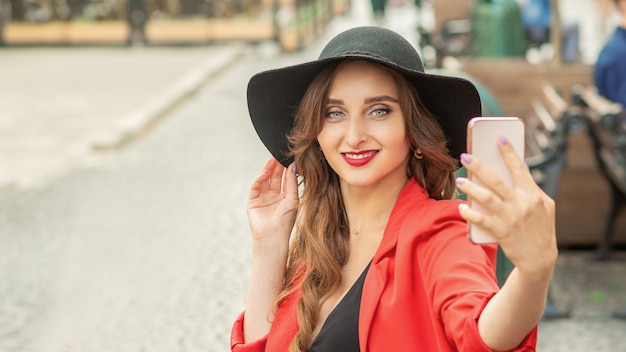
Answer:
[0, 43, 249, 190]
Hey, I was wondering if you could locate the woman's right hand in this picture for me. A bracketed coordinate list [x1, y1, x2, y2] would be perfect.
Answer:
[243, 158, 299, 342]
[247, 158, 299, 244]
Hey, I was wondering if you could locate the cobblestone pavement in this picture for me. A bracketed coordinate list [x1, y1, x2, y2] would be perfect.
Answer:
[538, 250, 626, 351]
[0, 0, 625, 352]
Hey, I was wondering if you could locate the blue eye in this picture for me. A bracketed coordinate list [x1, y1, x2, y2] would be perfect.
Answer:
[326, 110, 344, 119]
[371, 108, 390, 117]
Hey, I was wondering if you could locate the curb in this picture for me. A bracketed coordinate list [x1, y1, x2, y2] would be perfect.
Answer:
[88, 43, 252, 151]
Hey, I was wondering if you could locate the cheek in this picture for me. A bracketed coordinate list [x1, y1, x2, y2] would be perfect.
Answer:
[387, 131, 411, 162]
[317, 124, 340, 149]
[394, 139, 411, 159]
[316, 128, 329, 150]
[377, 125, 409, 151]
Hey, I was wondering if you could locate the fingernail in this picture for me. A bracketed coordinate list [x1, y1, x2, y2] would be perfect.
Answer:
[455, 177, 466, 185]
[292, 164, 297, 173]
[460, 153, 472, 164]
[458, 203, 468, 212]
[498, 135, 509, 145]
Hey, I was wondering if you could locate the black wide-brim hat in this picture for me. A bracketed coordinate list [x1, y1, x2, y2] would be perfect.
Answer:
[247, 26, 482, 167]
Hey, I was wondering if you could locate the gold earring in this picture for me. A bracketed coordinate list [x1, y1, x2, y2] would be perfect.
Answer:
[414, 149, 423, 160]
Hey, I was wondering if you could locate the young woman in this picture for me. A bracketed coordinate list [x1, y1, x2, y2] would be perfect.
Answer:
[231, 26, 557, 351]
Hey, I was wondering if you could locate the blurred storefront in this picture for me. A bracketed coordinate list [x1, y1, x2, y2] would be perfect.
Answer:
[0, 0, 348, 49]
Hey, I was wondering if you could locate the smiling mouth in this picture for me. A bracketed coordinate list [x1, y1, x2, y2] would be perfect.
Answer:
[342, 151, 377, 166]
[344, 151, 377, 159]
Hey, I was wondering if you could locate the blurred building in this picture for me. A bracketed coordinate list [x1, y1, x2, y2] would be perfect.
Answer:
[0, 0, 351, 50]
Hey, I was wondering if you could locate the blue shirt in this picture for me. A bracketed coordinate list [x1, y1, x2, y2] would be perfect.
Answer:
[520, 0, 551, 29]
[594, 26, 626, 107]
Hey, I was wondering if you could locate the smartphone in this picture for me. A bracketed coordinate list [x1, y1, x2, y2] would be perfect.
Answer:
[466, 117, 525, 244]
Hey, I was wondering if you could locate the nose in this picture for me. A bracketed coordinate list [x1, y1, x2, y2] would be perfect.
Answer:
[345, 116, 367, 147]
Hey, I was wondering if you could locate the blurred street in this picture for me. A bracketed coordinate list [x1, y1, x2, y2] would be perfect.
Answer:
[0, 43, 249, 189]
[0, 0, 625, 351]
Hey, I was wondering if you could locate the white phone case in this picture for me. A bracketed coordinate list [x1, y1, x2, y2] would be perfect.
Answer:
[466, 117, 525, 244]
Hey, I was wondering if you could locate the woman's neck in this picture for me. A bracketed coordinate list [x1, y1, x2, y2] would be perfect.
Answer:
[341, 176, 409, 236]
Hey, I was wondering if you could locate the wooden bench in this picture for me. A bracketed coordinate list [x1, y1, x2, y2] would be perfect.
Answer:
[571, 85, 626, 260]
[523, 82, 582, 319]
[524, 82, 582, 199]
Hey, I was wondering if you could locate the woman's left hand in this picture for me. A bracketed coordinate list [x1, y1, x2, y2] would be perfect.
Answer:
[456, 137, 558, 282]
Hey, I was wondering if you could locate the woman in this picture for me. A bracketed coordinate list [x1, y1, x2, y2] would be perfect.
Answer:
[231, 26, 557, 351]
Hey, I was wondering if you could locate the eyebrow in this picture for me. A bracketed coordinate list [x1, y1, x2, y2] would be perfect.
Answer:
[366, 95, 399, 104]
[327, 95, 399, 105]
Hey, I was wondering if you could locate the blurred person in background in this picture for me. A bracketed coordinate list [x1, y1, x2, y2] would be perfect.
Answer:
[518, 0, 581, 62]
[593, 0, 626, 108]
[520, 0, 551, 49]
[594, 0, 626, 320]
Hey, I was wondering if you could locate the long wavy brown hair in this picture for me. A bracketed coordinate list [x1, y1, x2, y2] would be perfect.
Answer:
[275, 59, 459, 351]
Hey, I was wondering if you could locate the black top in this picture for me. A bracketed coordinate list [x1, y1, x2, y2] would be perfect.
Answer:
[308, 262, 371, 352]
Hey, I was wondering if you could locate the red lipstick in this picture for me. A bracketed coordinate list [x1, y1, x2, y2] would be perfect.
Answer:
[342, 151, 377, 166]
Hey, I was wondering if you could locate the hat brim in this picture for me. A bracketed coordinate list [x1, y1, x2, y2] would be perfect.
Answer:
[248, 56, 482, 168]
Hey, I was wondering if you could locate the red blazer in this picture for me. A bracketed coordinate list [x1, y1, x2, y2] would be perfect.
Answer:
[231, 179, 537, 351]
